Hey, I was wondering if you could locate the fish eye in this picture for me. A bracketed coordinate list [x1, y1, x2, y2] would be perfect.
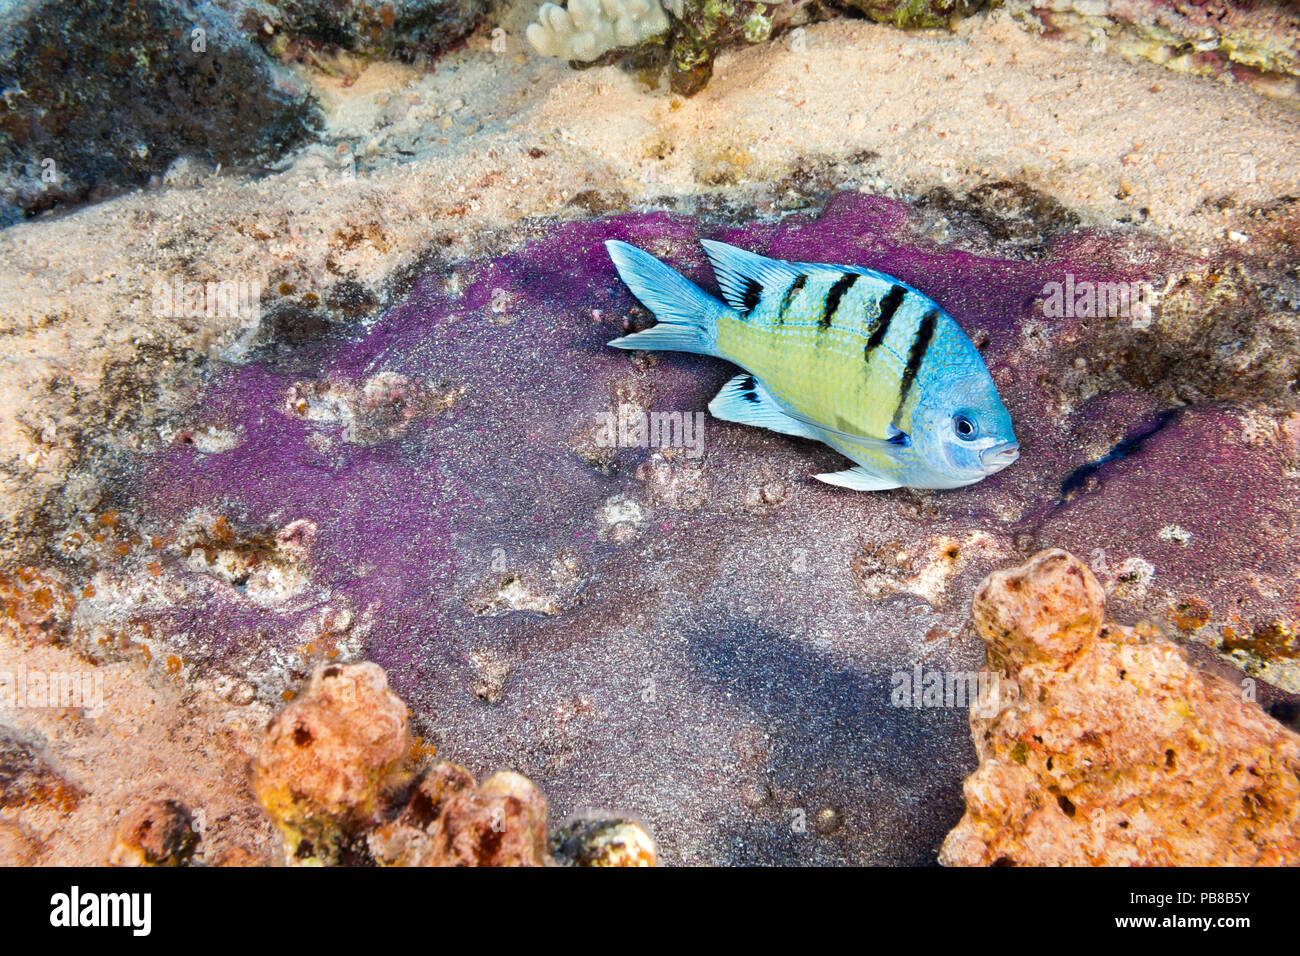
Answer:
[952, 414, 977, 440]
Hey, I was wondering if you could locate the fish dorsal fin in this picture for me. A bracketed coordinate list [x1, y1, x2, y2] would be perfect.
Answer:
[700, 240, 801, 315]
[792, 259, 943, 313]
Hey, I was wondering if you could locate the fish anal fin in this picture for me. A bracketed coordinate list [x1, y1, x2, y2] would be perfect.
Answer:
[708, 374, 823, 441]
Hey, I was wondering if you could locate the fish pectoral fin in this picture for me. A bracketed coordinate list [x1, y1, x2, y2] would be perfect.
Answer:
[708, 374, 824, 441]
[782, 408, 911, 453]
[814, 466, 902, 492]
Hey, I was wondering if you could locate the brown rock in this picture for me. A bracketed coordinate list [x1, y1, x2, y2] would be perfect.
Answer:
[109, 799, 197, 866]
[370, 764, 549, 867]
[941, 549, 1300, 866]
[970, 548, 1106, 665]
[0, 819, 43, 865]
[551, 818, 658, 867]
[437, 771, 548, 866]
[210, 845, 272, 867]
[367, 761, 476, 866]
[253, 662, 411, 865]
[0, 731, 84, 812]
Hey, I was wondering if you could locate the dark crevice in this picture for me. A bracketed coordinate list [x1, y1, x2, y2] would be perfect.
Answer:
[1058, 407, 1183, 502]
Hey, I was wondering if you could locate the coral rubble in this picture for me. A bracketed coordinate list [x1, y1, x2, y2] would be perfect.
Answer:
[843, 0, 986, 29]
[526, 0, 821, 94]
[1005, 0, 1300, 100]
[246, 0, 488, 60]
[0, 730, 84, 813]
[254, 661, 654, 865]
[369, 764, 552, 866]
[551, 817, 659, 865]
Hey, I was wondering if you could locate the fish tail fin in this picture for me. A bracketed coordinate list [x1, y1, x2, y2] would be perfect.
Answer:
[605, 240, 726, 357]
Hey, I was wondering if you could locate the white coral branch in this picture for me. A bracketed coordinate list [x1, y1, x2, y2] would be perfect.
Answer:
[526, 0, 671, 62]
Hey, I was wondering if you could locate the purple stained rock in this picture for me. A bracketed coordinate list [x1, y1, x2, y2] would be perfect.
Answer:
[119, 190, 1298, 864]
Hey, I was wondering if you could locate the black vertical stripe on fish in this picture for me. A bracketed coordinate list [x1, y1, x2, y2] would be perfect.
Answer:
[741, 276, 763, 314]
[774, 274, 805, 325]
[819, 273, 858, 330]
[892, 309, 938, 427]
[739, 374, 760, 404]
[863, 284, 906, 360]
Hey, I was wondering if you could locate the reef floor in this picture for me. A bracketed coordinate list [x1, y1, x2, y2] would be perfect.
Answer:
[1, 10, 1298, 865]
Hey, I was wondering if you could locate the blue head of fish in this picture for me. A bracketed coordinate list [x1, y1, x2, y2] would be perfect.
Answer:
[910, 363, 1019, 488]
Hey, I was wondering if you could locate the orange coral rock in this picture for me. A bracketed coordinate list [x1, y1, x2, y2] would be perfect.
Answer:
[941, 549, 1300, 866]
[254, 662, 411, 864]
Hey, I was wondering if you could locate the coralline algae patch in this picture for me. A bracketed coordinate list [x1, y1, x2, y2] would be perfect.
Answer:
[120, 191, 1297, 862]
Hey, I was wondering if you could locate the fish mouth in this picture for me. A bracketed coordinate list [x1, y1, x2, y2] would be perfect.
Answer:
[980, 441, 1020, 472]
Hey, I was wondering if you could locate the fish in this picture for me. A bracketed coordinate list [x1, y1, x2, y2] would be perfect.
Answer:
[604, 238, 1019, 491]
